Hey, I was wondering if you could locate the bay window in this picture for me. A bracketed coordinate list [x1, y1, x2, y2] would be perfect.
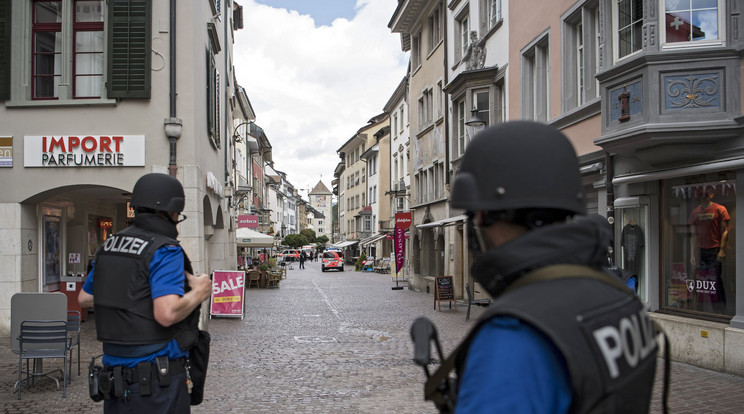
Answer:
[662, 0, 723, 46]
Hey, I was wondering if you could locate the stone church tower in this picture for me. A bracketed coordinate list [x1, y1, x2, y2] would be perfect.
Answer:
[308, 180, 333, 240]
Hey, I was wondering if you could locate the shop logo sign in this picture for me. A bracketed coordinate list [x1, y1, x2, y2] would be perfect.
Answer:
[686, 279, 717, 293]
[24, 135, 145, 167]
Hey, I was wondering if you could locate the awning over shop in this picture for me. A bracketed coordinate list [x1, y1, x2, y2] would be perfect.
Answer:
[331, 240, 359, 248]
[416, 214, 468, 229]
[236, 228, 274, 247]
[360, 233, 387, 247]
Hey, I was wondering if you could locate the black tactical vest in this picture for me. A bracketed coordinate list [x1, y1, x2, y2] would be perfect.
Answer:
[455, 268, 657, 413]
[93, 225, 187, 349]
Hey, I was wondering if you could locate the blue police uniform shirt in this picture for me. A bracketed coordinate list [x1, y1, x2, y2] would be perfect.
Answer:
[82, 245, 190, 367]
[456, 316, 572, 414]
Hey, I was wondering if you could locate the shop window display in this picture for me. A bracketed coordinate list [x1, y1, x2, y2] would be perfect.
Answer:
[662, 174, 735, 317]
[42, 210, 63, 292]
[614, 204, 647, 301]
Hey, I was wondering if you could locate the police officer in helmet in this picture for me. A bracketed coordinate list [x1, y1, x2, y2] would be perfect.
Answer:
[79, 173, 211, 412]
[451, 121, 657, 413]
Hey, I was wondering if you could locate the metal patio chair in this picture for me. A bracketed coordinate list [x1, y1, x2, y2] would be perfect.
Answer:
[66, 310, 82, 378]
[17, 320, 68, 399]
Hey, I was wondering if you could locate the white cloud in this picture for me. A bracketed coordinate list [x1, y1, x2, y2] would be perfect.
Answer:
[233, 0, 408, 195]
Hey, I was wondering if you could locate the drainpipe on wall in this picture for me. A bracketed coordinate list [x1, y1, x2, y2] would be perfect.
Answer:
[224, 7, 231, 192]
[443, 0, 449, 187]
[165, 0, 181, 177]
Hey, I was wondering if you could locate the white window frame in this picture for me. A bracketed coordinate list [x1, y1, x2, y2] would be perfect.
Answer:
[473, 88, 490, 126]
[436, 80, 443, 119]
[424, 88, 433, 125]
[577, 21, 585, 106]
[612, 0, 643, 62]
[488, 0, 502, 29]
[460, 15, 470, 55]
[428, 5, 442, 54]
[399, 106, 405, 132]
[396, 196, 405, 211]
[412, 31, 422, 69]
[659, 0, 725, 49]
[456, 98, 466, 157]
[455, 8, 470, 61]
[521, 33, 549, 121]
[21, 0, 109, 103]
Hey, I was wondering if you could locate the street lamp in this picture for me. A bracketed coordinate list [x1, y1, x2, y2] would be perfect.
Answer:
[465, 107, 486, 140]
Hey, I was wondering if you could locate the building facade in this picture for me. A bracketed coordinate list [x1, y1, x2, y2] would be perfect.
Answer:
[383, 76, 412, 278]
[0, 0, 250, 334]
[360, 125, 392, 259]
[390, 0, 450, 294]
[335, 114, 389, 254]
[592, 0, 744, 373]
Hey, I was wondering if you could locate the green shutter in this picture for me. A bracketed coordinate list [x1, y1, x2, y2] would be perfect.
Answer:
[0, 0, 11, 100]
[107, 0, 151, 99]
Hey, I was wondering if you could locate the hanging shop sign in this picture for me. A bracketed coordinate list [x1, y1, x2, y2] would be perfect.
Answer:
[238, 214, 259, 228]
[395, 212, 412, 229]
[24, 135, 145, 167]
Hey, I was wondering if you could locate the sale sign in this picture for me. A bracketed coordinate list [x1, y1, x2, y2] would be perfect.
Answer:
[210, 270, 245, 318]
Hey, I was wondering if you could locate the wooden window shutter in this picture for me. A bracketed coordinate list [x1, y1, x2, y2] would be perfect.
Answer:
[207, 50, 216, 143]
[0, 0, 10, 100]
[107, 0, 151, 99]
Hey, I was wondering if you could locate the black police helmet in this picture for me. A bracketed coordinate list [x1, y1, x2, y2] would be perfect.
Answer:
[130, 173, 185, 213]
[450, 121, 586, 215]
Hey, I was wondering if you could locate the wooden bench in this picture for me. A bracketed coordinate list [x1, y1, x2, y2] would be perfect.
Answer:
[374, 259, 391, 273]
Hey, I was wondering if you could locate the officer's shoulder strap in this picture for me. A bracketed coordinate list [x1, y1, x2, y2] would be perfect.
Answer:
[504, 264, 634, 296]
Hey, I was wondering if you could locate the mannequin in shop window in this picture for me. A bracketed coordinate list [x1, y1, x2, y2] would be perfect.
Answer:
[688, 186, 729, 307]
[620, 217, 644, 277]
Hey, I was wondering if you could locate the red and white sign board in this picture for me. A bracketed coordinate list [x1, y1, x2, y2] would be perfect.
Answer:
[238, 214, 259, 228]
[210, 270, 245, 319]
[24, 135, 145, 167]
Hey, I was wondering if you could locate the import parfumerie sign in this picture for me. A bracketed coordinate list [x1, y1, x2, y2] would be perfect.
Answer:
[24, 135, 146, 167]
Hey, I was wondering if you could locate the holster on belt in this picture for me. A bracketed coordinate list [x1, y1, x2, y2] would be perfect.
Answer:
[113, 366, 124, 398]
[156, 356, 170, 387]
[137, 361, 152, 396]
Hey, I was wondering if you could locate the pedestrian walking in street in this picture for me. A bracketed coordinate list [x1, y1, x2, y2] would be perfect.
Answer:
[299, 251, 306, 269]
[78, 173, 212, 413]
[439, 122, 659, 413]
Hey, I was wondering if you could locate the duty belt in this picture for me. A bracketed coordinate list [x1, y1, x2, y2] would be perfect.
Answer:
[100, 357, 187, 397]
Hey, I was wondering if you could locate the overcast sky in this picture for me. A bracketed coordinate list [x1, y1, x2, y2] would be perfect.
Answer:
[233, 0, 408, 198]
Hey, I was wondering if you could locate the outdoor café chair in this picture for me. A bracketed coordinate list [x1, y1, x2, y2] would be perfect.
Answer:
[66, 310, 82, 378]
[17, 320, 68, 399]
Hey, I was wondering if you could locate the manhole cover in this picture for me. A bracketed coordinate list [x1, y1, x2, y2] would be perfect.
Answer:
[294, 336, 338, 343]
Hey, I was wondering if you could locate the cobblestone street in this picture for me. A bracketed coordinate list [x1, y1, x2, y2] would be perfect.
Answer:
[2, 260, 744, 413]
